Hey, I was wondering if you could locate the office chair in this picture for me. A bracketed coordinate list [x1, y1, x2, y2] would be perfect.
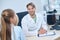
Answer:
[17, 11, 28, 27]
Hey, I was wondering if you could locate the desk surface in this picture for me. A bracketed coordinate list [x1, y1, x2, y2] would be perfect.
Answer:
[26, 30, 60, 40]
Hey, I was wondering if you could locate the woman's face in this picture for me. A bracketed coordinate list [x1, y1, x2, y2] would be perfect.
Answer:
[11, 14, 18, 25]
[13, 14, 19, 25]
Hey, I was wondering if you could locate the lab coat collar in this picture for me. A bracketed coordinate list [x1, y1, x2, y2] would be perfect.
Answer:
[28, 12, 38, 24]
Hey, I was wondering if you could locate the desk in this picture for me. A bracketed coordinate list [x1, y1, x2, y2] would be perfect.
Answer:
[26, 30, 60, 40]
[26, 25, 60, 40]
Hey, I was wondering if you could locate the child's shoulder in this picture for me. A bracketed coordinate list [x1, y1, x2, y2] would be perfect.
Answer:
[14, 26, 22, 31]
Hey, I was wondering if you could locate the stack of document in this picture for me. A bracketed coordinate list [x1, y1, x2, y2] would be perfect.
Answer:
[38, 31, 56, 37]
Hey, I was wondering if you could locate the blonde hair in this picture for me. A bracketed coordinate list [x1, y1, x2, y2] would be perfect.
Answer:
[1, 17, 6, 40]
[1, 9, 15, 40]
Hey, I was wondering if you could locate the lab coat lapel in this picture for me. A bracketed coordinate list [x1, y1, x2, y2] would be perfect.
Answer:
[28, 14, 35, 24]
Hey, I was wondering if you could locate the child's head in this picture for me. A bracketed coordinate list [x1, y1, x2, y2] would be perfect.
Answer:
[1, 9, 19, 40]
[1, 9, 18, 25]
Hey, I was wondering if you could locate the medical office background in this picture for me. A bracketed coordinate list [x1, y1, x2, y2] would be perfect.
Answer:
[0, 0, 60, 25]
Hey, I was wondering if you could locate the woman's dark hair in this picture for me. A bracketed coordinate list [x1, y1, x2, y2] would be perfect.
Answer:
[1, 9, 15, 40]
[26, 2, 36, 8]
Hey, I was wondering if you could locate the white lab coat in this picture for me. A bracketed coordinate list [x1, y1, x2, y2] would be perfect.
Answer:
[21, 13, 48, 36]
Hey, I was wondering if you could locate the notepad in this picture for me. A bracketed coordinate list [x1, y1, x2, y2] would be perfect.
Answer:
[55, 37, 60, 40]
[38, 31, 56, 37]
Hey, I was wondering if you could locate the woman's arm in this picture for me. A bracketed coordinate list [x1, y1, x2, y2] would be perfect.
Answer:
[13, 27, 26, 40]
[20, 27, 26, 40]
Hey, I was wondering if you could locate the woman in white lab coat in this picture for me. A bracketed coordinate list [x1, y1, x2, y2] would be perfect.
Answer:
[1, 9, 26, 40]
[21, 2, 48, 36]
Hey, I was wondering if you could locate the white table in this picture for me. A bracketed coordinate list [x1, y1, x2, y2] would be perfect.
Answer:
[26, 30, 60, 40]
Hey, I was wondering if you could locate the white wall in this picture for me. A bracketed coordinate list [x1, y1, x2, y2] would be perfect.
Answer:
[0, 0, 48, 14]
[0, 0, 2, 14]
[0, 0, 48, 24]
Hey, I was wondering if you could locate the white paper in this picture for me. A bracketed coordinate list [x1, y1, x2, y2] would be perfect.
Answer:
[39, 31, 55, 37]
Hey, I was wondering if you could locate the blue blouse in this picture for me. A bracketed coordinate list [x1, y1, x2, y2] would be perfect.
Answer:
[12, 26, 26, 40]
